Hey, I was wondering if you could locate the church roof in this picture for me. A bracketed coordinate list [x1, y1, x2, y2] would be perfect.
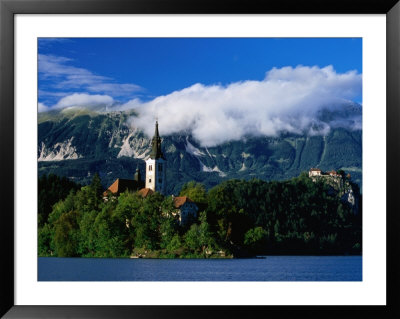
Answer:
[138, 188, 154, 198]
[173, 196, 194, 208]
[103, 178, 142, 197]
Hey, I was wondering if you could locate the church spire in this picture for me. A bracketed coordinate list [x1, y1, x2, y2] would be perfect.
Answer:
[149, 121, 164, 159]
[154, 120, 159, 138]
[145, 121, 167, 194]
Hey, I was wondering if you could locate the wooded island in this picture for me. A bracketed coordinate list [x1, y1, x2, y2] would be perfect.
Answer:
[38, 170, 361, 259]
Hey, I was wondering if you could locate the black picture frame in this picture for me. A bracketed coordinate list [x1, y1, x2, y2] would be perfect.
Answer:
[1, 0, 399, 318]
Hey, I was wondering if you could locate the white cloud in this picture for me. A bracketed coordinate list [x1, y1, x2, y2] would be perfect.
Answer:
[38, 102, 49, 113]
[54, 93, 114, 110]
[123, 65, 362, 146]
[38, 54, 142, 97]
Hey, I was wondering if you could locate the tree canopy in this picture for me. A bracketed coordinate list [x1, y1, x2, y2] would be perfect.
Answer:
[38, 172, 361, 258]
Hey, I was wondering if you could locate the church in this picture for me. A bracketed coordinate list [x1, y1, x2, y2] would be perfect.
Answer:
[103, 121, 199, 225]
[103, 121, 198, 225]
[144, 120, 167, 194]
[103, 121, 167, 198]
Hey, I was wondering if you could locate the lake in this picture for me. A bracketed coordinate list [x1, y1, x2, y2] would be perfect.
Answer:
[38, 256, 361, 281]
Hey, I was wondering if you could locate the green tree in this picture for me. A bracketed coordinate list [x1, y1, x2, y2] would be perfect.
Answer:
[78, 209, 98, 257]
[184, 224, 202, 251]
[132, 192, 164, 250]
[53, 210, 80, 257]
[90, 204, 130, 258]
[160, 216, 179, 249]
[87, 173, 103, 211]
[38, 223, 54, 256]
[184, 212, 215, 255]
[38, 174, 80, 227]
[179, 181, 207, 204]
[166, 234, 182, 253]
[244, 227, 269, 253]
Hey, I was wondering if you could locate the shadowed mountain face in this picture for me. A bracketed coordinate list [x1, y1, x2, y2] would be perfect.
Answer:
[38, 107, 362, 195]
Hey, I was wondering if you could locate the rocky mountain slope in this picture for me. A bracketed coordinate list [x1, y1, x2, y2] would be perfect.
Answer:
[38, 107, 362, 195]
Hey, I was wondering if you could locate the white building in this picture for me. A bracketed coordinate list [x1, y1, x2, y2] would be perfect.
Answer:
[309, 168, 322, 177]
[145, 121, 167, 194]
[172, 196, 199, 225]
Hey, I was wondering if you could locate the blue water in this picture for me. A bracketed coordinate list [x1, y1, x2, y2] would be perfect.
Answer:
[38, 256, 361, 281]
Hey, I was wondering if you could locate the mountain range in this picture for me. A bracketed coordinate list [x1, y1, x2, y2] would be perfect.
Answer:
[38, 104, 362, 195]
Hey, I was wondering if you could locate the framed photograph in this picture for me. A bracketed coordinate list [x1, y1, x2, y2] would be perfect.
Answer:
[1, 0, 399, 318]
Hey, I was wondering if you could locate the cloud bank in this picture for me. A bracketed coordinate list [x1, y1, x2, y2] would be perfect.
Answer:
[125, 65, 362, 146]
[39, 65, 362, 146]
[54, 93, 114, 110]
[38, 93, 115, 112]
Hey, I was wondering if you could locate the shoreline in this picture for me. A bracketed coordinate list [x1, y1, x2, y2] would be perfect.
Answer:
[38, 253, 362, 259]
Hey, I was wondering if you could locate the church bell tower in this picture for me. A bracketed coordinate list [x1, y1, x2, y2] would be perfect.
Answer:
[145, 121, 166, 194]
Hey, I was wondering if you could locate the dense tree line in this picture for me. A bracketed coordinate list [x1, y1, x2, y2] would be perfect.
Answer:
[206, 173, 361, 256]
[38, 172, 361, 258]
[38, 174, 221, 258]
[38, 174, 81, 227]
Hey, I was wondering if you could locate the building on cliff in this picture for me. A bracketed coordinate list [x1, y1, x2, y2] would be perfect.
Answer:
[309, 168, 322, 177]
[309, 168, 341, 178]
[308, 167, 359, 214]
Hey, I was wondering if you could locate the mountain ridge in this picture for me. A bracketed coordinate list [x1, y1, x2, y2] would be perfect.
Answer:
[38, 107, 362, 194]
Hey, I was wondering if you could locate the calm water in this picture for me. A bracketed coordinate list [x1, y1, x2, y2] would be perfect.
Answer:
[38, 256, 361, 281]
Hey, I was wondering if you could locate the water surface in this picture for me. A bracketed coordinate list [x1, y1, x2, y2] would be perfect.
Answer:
[38, 256, 362, 281]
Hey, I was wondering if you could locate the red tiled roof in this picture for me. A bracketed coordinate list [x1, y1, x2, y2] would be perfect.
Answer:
[138, 188, 154, 198]
[103, 178, 142, 197]
[173, 196, 193, 208]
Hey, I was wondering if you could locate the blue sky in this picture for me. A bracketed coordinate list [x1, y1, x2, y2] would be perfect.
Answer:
[38, 38, 362, 107]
